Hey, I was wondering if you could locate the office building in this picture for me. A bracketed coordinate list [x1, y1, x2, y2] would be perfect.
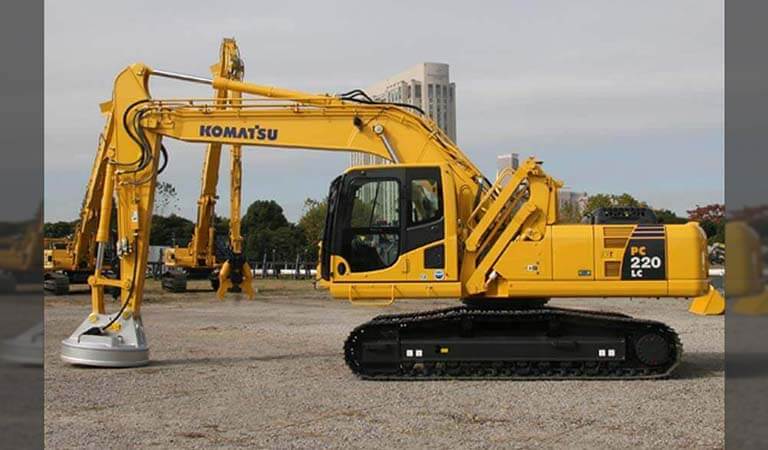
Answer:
[350, 63, 456, 167]
[496, 153, 520, 177]
[559, 190, 589, 213]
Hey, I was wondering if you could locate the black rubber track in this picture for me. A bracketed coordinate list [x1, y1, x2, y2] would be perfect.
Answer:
[43, 272, 69, 295]
[161, 271, 187, 293]
[344, 306, 682, 381]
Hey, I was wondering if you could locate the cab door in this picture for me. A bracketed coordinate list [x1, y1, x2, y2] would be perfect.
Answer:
[329, 167, 409, 283]
[404, 167, 450, 281]
[325, 165, 457, 290]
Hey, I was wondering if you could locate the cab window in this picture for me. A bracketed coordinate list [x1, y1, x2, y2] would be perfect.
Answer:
[409, 177, 441, 225]
[345, 178, 400, 271]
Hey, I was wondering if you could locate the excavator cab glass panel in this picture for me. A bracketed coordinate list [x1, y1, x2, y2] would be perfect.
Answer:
[320, 175, 343, 280]
[326, 168, 405, 274]
[404, 167, 445, 253]
[410, 178, 440, 224]
[344, 178, 400, 272]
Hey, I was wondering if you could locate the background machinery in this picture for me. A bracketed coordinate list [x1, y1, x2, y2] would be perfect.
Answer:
[0, 207, 42, 293]
[161, 38, 252, 297]
[0, 208, 43, 366]
[61, 44, 711, 379]
[45, 40, 249, 298]
[43, 114, 115, 295]
[727, 220, 768, 314]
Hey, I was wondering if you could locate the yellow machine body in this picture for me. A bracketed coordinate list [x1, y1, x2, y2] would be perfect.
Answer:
[473, 223, 706, 298]
[0, 208, 41, 275]
[326, 222, 708, 301]
[43, 238, 74, 271]
[325, 162, 708, 303]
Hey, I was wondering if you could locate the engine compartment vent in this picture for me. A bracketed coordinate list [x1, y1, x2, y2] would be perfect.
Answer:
[605, 261, 621, 277]
[603, 226, 634, 248]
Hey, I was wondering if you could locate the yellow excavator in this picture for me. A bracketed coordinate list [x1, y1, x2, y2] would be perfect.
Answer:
[0, 206, 42, 293]
[161, 38, 253, 297]
[61, 43, 712, 379]
[43, 112, 116, 295]
[0, 208, 43, 366]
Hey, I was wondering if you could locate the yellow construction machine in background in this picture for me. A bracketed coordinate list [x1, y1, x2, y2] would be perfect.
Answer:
[43, 113, 115, 295]
[161, 38, 253, 298]
[44, 39, 253, 298]
[0, 207, 41, 293]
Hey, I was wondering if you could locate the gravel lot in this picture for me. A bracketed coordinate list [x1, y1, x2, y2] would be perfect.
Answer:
[45, 280, 724, 449]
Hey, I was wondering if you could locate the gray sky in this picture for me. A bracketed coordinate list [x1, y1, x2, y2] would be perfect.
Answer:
[45, 0, 723, 222]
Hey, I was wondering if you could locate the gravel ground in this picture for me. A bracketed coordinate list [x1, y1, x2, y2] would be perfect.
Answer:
[45, 280, 724, 449]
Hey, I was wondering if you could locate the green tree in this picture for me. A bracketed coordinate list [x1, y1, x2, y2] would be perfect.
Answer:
[585, 193, 647, 216]
[584, 194, 613, 213]
[213, 215, 230, 236]
[559, 200, 583, 223]
[44, 221, 76, 238]
[155, 181, 179, 217]
[244, 224, 306, 261]
[653, 209, 687, 224]
[297, 198, 327, 259]
[710, 223, 725, 244]
[241, 200, 290, 236]
[149, 214, 194, 246]
[614, 193, 646, 208]
[697, 220, 725, 244]
[242, 200, 307, 261]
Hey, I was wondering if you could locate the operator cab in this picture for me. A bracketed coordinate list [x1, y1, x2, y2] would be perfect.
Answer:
[321, 165, 446, 281]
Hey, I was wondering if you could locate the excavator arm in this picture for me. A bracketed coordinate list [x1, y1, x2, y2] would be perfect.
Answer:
[59, 61, 488, 366]
[161, 38, 252, 297]
[214, 92, 254, 298]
